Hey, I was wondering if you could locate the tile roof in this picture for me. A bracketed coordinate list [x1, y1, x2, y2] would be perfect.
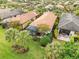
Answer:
[9, 11, 38, 24]
[29, 12, 57, 31]
[58, 13, 79, 32]
[0, 9, 11, 14]
[0, 9, 23, 19]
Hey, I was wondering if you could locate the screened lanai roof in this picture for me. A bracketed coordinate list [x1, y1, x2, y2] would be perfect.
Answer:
[27, 12, 57, 32]
[58, 13, 79, 32]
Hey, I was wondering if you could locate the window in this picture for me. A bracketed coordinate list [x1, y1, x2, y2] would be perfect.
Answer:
[59, 29, 70, 35]
[36, 32, 41, 36]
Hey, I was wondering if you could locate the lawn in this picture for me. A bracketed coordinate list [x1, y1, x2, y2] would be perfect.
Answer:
[0, 26, 46, 59]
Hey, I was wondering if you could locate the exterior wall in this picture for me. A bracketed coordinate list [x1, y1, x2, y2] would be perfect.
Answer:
[57, 29, 79, 42]
[22, 20, 32, 29]
[57, 29, 70, 42]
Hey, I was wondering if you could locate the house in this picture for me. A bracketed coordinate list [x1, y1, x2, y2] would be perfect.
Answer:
[27, 12, 57, 36]
[0, 8, 23, 20]
[1, 11, 38, 29]
[58, 13, 79, 42]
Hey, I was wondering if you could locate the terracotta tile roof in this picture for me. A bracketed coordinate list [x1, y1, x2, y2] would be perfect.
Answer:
[29, 12, 57, 30]
[10, 11, 38, 24]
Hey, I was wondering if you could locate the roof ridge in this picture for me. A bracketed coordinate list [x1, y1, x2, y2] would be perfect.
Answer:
[59, 20, 72, 28]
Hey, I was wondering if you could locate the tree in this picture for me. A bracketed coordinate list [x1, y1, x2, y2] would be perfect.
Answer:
[18, 30, 33, 46]
[52, 41, 79, 59]
[37, 24, 50, 34]
[5, 29, 31, 54]
[35, 6, 46, 15]
[5, 28, 19, 42]
[40, 33, 51, 47]
[0, 0, 7, 4]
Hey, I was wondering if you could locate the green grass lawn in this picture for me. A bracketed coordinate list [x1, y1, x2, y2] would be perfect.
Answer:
[0, 26, 46, 59]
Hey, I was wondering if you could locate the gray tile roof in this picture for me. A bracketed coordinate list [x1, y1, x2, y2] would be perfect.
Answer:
[58, 13, 79, 32]
[0, 9, 23, 19]
[0, 9, 11, 14]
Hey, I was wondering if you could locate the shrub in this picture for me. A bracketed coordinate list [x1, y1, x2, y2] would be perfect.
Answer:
[12, 44, 29, 54]
[45, 44, 52, 59]
[74, 9, 79, 16]
[40, 33, 51, 47]
[52, 41, 79, 59]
